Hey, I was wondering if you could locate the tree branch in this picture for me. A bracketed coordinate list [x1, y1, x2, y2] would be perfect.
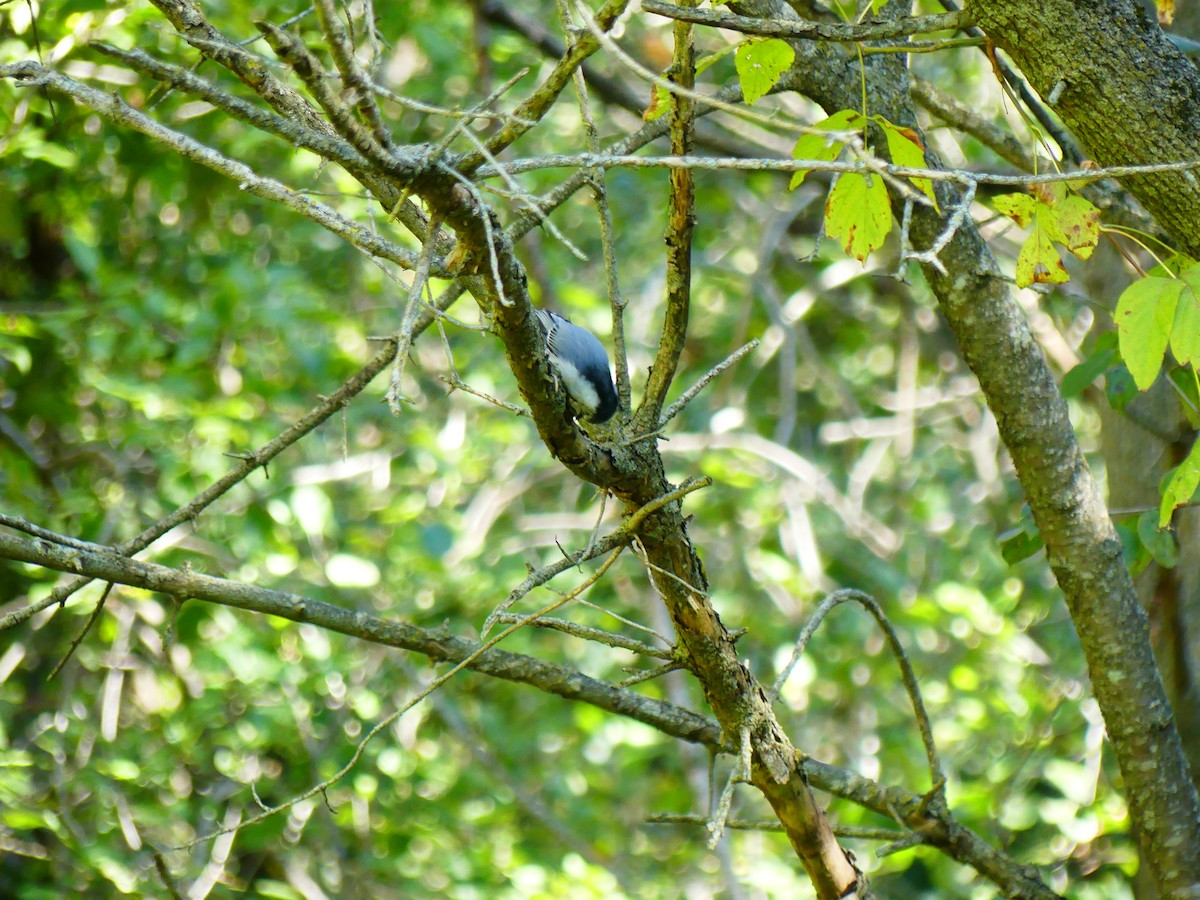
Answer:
[642, 1, 974, 42]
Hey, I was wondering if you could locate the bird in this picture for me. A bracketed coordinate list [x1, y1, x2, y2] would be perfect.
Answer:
[533, 308, 619, 424]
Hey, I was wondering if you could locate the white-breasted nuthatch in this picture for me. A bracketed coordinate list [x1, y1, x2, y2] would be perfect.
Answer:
[533, 308, 619, 424]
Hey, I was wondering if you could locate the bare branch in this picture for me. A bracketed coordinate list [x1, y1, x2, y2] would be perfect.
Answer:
[659, 339, 760, 428]
[641, 1, 974, 42]
[312, 0, 394, 150]
[0, 63, 426, 272]
[459, 0, 633, 171]
[640, 10, 696, 426]
[488, 613, 674, 658]
[773, 589, 944, 794]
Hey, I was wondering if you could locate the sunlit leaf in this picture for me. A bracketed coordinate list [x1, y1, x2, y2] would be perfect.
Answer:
[735, 38, 795, 105]
[1114, 276, 1182, 389]
[876, 116, 938, 208]
[1160, 438, 1200, 527]
[825, 171, 892, 262]
[789, 109, 862, 189]
[1062, 338, 1117, 398]
[1172, 270, 1200, 365]
[1054, 194, 1101, 259]
[1014, 219, 1068, 286]
[993, 193, 1037, 227]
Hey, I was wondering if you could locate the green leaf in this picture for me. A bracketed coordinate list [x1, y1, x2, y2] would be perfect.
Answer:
[825, 172, 892, 262]
[1062, 344, 1117, 398]
[789, 109, 862, 190]
[1105, 363, 1139, 412]
[735, 39, 795, 105]
[1167, 366, 1200, 428]
[1172, 270, 1200, 365]
[995, 187, 1099, 281]
[1160, 437, 1200, 527]
[1147, 252, 1198, 279]
[999, 505, 1042, 564]
[696, 43, 738, 76]
[1116, 519, 1150, 575]
[1138, 509, 1179, 567]
[875, 116, 938, 208]
[1000, 529, 1044, 564]
[1114, 276, 1182, 389]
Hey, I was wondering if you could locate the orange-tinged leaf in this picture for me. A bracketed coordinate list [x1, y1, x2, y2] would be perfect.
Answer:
[1055, 195, 1101, 259]
[643, 84, 669, 121]
[876, 116, 938, 209]
[994, 193, 1037, 227]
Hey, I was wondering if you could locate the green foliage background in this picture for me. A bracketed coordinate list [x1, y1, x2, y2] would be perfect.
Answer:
[1, 1, 1131, 896]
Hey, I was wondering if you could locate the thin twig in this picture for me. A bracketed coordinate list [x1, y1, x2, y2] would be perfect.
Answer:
[575, 597, 672, 643]
[387, 213, 444, 414]
[482, 478, 710, 636]
[47, 582, 115, 681]
[772, 588, 944, 794]
[0, 62, 428, 271]
[436, 374, 532, 417]
[459, 0, 632, 170]
[618, 661, 686, 686]
[659, 339, 760, 427]
[646, 814, 906, 841]
[903, 180, 977, 275]
[489, 613, 674, 658]
[0, 514, 107, 551]
[312, 0, 393, 150]
[0, 333, 410, 633]
[707, 727, 751, 849]
[472, 149, 1200, 186]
